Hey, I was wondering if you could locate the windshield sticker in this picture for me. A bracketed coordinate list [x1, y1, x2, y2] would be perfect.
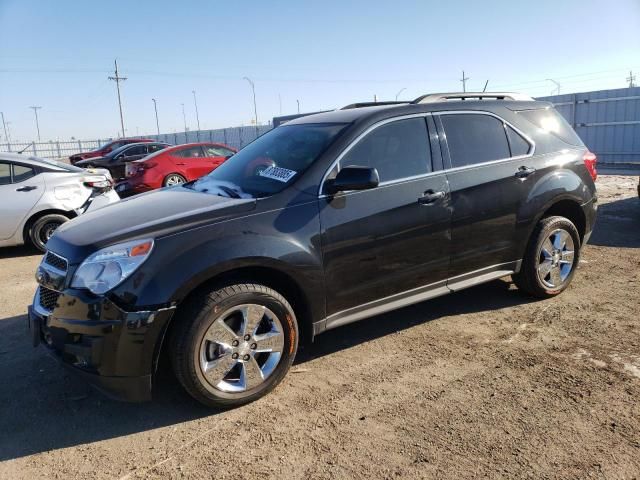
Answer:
[258, 166, 297, 183]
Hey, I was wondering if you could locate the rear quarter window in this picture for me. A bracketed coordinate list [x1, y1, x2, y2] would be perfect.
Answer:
[516, 108, 583, 146]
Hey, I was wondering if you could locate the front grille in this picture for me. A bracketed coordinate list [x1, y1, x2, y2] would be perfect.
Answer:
[39, 286, 61, 312]
[44, 251, 68, 272]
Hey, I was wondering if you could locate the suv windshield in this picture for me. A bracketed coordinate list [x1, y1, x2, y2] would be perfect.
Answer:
[186, 123, 347, 198]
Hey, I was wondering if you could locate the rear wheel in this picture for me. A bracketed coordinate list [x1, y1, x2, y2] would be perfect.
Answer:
[29, 214, 70, 252]
[170, 283, 298, 408]
[163, 173, 187, 187]
[513, 216, 580, 298]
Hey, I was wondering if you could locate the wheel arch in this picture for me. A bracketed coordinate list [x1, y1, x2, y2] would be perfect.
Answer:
[22, 208, 76, 244]
[153, 263, 316, 376]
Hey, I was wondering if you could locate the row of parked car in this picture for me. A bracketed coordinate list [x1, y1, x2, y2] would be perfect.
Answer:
[0, 138, 237, 253]
[69, 138, 237, 196]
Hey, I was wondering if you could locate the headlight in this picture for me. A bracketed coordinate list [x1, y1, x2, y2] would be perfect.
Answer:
[71, 239, 154, 294]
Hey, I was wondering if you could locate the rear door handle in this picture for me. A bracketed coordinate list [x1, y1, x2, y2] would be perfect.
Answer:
[418, 190, 445, 205]
[515, 166, 536, 179]
[16, 186, 37, 192]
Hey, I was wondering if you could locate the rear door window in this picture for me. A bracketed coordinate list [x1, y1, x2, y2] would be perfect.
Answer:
[175, 146, 205, 158]
[13, 164, 36, 182]
[147, 144, 166, 153]
[339, 117, 431, 183]
[506, 126, 531, 156]
[204, 145, 235, 157]
[441, 114, 510, 168]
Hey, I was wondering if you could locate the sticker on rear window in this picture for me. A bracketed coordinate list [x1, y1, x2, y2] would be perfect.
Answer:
[258, 166, 297, 183]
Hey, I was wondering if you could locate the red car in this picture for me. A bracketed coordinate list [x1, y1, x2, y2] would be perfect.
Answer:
[69, 138, 154, 164]
[117, 142, 236, 195]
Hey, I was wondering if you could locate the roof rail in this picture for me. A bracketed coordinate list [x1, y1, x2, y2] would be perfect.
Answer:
[412, 92, 534, 104]
[340, 101, 409, 110]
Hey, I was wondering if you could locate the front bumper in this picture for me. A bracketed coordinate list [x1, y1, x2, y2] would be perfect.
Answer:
[28, 287, 175, 402]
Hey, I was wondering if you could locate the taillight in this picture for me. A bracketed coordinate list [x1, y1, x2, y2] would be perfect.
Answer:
[126, 162, 156, 177]
[583, 151, 597, 181]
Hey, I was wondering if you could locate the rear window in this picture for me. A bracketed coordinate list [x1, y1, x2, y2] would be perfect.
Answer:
[441, 113, 510, 167]
[516, 108, 583, 146]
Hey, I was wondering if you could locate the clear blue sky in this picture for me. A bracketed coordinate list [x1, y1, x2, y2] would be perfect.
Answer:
[1, 0, 639, 142]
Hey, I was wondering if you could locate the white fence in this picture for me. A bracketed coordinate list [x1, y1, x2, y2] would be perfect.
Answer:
[0, 125, 273, 159]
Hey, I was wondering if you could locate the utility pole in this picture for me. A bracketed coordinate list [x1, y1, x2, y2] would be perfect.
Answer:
[374, 94, 378, 103]
[395, 87, 406, 100]
[181, 103, 188, 132]
[627, 71, 636, 88]
[296, 99, 300, 114]
[482, 80, 489, 92]
[1, 112, 9, 147]
[546, 78, 561, 96]
[151, 98, 160, 135]
[108, 59, 127, 138]
[243, 77, 259, 136]
[460, 70, 469, 92]
[192, 90, 201, 131]
[29, 106, 42, 141]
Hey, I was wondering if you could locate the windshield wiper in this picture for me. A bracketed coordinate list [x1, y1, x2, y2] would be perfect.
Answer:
[217, 185, 241, 199]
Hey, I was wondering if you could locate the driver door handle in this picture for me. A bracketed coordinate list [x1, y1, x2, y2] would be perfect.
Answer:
[16, 186, 37, 192]
[418, 190, 445, 205]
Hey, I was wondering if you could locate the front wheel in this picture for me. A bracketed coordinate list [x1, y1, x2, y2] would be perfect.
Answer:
[170, 283, 299, 408]
[512, 216, 581, 298]
[29, 214, 70, 252]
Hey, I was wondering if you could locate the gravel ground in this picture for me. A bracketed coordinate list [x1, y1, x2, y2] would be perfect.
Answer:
[0, 175, 638, 480]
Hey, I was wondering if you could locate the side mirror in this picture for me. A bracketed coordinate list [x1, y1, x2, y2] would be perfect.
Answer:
[325, 166, 379, 194]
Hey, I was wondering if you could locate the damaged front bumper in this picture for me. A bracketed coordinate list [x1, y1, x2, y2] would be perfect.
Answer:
[28, 286, 174, 402]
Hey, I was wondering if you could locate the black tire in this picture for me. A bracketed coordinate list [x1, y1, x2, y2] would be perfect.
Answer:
[29, 214, 69, 252]
[170, 283, 299, 408]
[512, 216, 581, 298]
[163, 173, 187, 187]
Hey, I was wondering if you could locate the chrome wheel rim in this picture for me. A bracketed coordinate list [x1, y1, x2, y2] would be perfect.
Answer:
[537, 228, 575, 289]
[198, 304, 285, 393]
[166, 175, 185, 186]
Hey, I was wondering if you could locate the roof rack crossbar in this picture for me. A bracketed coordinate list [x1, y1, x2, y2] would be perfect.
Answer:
[412, 92, 534, 104]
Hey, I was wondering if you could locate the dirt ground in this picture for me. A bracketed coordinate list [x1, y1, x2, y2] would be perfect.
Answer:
[0, 175, 638, 480]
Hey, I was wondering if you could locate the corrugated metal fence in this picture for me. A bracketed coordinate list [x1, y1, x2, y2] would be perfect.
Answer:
[537, 87, 640, 164]
[147, 125, 272, 151]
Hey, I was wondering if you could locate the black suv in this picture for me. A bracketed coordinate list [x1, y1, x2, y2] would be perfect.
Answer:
[28, 92, 598, 407]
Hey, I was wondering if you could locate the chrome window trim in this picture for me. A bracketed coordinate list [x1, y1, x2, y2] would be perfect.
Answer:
[434, 110, 536, 171]
[318, 113, 433, 197]
[318, 109, 537, 197]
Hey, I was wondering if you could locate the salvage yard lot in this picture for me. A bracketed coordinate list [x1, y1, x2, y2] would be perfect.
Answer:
[0, 176, 638, 479]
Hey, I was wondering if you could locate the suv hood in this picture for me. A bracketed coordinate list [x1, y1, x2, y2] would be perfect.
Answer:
[48, 187, 257, 263]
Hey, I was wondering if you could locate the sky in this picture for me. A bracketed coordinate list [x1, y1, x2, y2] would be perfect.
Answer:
[0, 0, 639, 142]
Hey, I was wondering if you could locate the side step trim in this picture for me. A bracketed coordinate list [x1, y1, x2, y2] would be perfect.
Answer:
[318, 261, 521, 334]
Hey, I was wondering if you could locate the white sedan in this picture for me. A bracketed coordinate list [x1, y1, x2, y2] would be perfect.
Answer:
[0, 153, 120, 251]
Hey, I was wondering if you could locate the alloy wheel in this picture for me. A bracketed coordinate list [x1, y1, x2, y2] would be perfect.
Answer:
[537, 228, 575, 289]
[198, 304, 285, 393]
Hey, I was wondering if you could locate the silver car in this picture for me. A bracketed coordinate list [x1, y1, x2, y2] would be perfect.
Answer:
[0, 153, 120, 251]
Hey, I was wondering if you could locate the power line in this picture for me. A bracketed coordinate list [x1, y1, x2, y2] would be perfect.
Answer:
[108, 59, 127, 138]
[29, 106, 42, 140]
